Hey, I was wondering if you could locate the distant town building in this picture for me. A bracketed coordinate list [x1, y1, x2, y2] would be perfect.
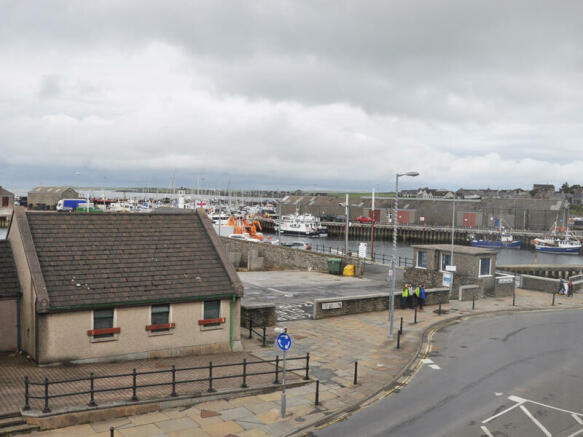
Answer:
[27, 186, 79, 210]
[0, 186, 14, 228]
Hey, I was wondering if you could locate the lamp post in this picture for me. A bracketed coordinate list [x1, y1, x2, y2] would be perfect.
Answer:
[389, 171, 419, 340]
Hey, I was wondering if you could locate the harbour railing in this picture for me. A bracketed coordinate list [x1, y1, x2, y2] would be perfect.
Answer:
[23, 353, 310, 413]
[310, 243, 414, 267]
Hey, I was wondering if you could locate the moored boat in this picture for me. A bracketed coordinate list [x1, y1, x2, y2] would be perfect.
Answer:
[532, 223, 581, 254]
[471, 231, 521, 249]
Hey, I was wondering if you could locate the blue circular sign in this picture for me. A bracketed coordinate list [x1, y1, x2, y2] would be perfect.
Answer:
[276, 333, 292, 351]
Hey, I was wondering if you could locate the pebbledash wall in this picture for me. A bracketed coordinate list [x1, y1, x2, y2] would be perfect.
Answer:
[220, 237, 363, 276]
[37, 299, 241, 365]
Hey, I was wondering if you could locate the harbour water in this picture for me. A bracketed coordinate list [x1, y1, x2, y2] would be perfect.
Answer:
[263, 231, 583, 266]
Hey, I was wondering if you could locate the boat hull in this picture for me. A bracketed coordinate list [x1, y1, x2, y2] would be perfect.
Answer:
[534, 245, 581, 254]
[471, 240, 521, 249]
[281, 229, 322, 237]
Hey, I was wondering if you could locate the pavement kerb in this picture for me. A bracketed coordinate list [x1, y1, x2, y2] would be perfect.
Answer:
[293, 301, 583, 437]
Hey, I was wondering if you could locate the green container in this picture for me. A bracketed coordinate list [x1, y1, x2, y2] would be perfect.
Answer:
[327, 258, 342, 275]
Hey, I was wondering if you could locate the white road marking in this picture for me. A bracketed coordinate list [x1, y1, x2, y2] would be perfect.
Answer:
[573, 414, 583, 425]
[480, 425, 495, 437]
[520, 405, 551, 437]
[421, 358, 434, 364]
[268, 288, 294, 296]
[482, 400, 525, 424]
[429, 364, 441, 370]
[566, 429, 583, 437]
[495, 392, 503, 396]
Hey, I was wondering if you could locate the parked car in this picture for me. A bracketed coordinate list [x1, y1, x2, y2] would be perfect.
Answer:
[355, 215, 373, 223]
[285, 241, 311, 250]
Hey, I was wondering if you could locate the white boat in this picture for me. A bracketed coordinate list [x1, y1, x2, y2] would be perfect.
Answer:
[533, 222, 582, 254]
[278, 213, 327, 237]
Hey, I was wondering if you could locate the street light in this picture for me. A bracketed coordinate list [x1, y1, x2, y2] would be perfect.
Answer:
[389, 171, 419, 340]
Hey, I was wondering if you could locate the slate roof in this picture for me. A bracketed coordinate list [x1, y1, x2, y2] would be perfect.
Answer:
[26, 211, 242, 311]
[0, 240, 20, 297]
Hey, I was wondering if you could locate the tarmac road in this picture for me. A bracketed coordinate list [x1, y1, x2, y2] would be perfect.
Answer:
[315, 309, 583, 437]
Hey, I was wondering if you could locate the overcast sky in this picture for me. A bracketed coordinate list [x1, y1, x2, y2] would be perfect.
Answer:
[1, 1, 583, 192]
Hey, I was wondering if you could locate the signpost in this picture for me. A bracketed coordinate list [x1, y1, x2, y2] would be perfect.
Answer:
[276, 329, 292, 419]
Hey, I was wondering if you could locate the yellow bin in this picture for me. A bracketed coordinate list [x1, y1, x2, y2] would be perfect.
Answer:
[343, 264, 355, 276]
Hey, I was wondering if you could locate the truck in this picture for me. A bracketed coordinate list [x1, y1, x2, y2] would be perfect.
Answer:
[56, 199, 93, 211]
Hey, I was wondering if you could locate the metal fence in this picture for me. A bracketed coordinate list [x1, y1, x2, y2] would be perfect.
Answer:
[248, 318, 268, 347]
[310, 243, 413, 267]
[24, 353, 310, 413]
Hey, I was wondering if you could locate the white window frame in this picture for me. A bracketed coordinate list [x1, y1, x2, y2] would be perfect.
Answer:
[200, 300, 224, 331]
[90, 308, 118, 343]
[479, 257, 492, 277]
[148, 304, 174, 337]
[440, 253, 452, 272]
[416, 251, 428, 269]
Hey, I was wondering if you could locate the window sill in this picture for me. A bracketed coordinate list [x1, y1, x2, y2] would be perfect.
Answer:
[416, 266, 427, 270]
[87, 327, 120, 336]
[198, 318, 225, 326]
[146, 323, 175, 331]
[479, 274, 492, 278]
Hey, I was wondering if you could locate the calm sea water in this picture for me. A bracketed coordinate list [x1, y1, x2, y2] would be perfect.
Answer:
[263, 231, 583, 266]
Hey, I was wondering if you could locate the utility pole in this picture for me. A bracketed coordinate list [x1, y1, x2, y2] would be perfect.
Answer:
[344, 193, 349, 256]
[370, 188, 375, 261]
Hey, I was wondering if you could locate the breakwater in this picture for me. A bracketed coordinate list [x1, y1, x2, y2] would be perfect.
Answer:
[257, 218, 553, 250]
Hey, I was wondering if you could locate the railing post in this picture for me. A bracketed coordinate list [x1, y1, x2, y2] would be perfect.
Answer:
[414, 305, 417, 324]
[472, 293, 475, 310]
[88, 372, 97, 407]
[438, 300, 442, 315]
[315, 380, 320, 406]
[248, 318, 253, 339]
[208, 361, 216, 392]
[110, 426, 115, 437]
[130, 368, 138, 402]
[23, 376, 31, 411]
[399, 317, 403, 335]
[43, 377, 51, 413]
[552, 292, 556, 306]
[241, 358, 248, 388]
[512, 289, 516, 306]
[171, 365, 177, 397]
[262, 326, 266, 347]
[304, 352, 310, 380]
[273, 355, 280, 384]
[397, 330, 401, 349]
[353, 361, 358, 385]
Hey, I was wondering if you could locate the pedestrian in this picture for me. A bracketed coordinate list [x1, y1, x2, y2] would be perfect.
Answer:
[568, 279, 574, 297]
[558, 279, 565, 295]
[418, 283, 426, 310]
[401, 283, 409, 309]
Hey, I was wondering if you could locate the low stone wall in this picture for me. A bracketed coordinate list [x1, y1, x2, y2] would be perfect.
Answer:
[521, 274, 559, 293]
[241, 303, 276, 327]
[221, 237, 363, 276]
[313, 288, 449, 319]
[458, 285, 479, 301]
[495, 275, 515, 297]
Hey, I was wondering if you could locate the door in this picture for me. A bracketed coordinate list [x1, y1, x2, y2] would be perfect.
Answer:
[462, 212, 476, 227]
[398, 210, 410, 225]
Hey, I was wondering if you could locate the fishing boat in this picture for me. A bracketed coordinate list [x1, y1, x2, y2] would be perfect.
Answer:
[227, 216, 264, 241]
[471, 230, 521, 249]
[532, 223, 582, 254]
[278, 213, 327, 237]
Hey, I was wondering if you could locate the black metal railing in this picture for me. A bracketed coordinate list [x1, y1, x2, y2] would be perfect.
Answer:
[23, 353, 310, 413]
[248, 318, 267, 347]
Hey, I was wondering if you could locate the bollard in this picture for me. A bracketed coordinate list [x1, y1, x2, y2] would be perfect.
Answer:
[353, 361, 358, 385]
[273, 355, 280, 384]
[208, 361, 216, 392]
[262, 326, 267, 347]
[130, 369, 138, 402]
[512, 290, 516, 306]
[171, 365, 177, 397]
[304, 352, 310, 380]
[43, 378, 51, 413]
[88, 372, 97, 407]
[315, 380, 320, 406]
[241, 358, 248, 388]
[397, 330, 401, 349]
[399, 317, 403, 335]
[552, 292, 556, 306]
[472, 294, 475, 311]
[414, 306, 417, 324]
[23, 376, 30, 411]
[110, 426, 115, 437]
[438, 300, 442, 315]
